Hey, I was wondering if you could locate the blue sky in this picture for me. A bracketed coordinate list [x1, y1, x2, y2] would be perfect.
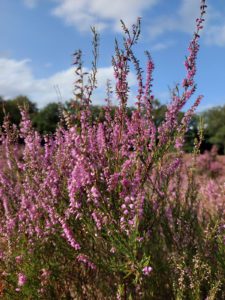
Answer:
[0, 0, 225, 111]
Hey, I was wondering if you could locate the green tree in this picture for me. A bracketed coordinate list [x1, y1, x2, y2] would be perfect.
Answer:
[0, 95, 37, 126]
[202, 105, 225, 154]
[32, 103, 60, 134]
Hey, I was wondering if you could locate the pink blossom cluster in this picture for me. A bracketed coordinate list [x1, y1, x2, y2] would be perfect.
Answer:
[142, 266, 153, 276]
[1, 1, 223, 299]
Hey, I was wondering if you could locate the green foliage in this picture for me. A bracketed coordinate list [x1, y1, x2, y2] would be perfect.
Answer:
[151, 99, 167, 126]
[0, 95, 37, 126]
[202, 105, 225, 154]
[183, 114, 199, 152]
[32, 103, 60, 134]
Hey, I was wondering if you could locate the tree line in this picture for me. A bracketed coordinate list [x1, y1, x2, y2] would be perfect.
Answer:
[0, 95, 224, 154]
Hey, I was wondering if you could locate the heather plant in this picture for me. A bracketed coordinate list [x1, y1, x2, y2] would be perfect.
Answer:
[0, 0, 224, 299]
[197, 145, 223, 178]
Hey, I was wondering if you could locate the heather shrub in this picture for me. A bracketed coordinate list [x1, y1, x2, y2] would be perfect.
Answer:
[197, 145, 223, 178]
[0, 1, 224, 299]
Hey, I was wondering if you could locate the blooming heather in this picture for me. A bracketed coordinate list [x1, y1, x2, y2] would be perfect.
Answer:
[18, 273, 27, 287]
[0, 1, 224, 299]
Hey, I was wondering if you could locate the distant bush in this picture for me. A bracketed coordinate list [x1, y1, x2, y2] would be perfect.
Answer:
[0, 95, 37, 126]
[202, 105, 225, 154]
[197, 145, 223, 178]
[32, 103, 60, 134]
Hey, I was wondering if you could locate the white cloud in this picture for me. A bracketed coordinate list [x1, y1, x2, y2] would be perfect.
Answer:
[0, 58, 136, 108]
[52, 0, 159, 32]
[22, 0, 225, 47]
[205, 24, 225, 46]
[148, 0, 200, 39]
[147, 0, 225, 48]
[0, 58, 34, 97]
[178, 0, 200, 33]
[179, 2, 225, 47]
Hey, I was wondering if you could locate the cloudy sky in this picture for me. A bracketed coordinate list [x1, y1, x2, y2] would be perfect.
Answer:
[0, 0, 225, 110]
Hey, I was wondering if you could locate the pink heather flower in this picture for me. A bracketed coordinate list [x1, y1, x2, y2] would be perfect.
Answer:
[77, 254, 96, 270]
[15, 256, 22, 264]
[142, 266, 153, 276]
[137, 237, 144, 243]
[91, 186, 100, 206]
[124, 197, 130, 204]
[175, 136, 184, 150]
[91, 211, 102, 230]
[18, 273, 27, 286]
[110, 247, 116, 253]
[59, 218, 81, 250]
[128, 220, 134, 226]
[0, 2, 210, 295]
[121, 204, 127, 210]
[41, 268, 51, 279]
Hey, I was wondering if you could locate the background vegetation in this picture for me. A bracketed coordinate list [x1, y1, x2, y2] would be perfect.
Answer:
[0, 95, 224, 154]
